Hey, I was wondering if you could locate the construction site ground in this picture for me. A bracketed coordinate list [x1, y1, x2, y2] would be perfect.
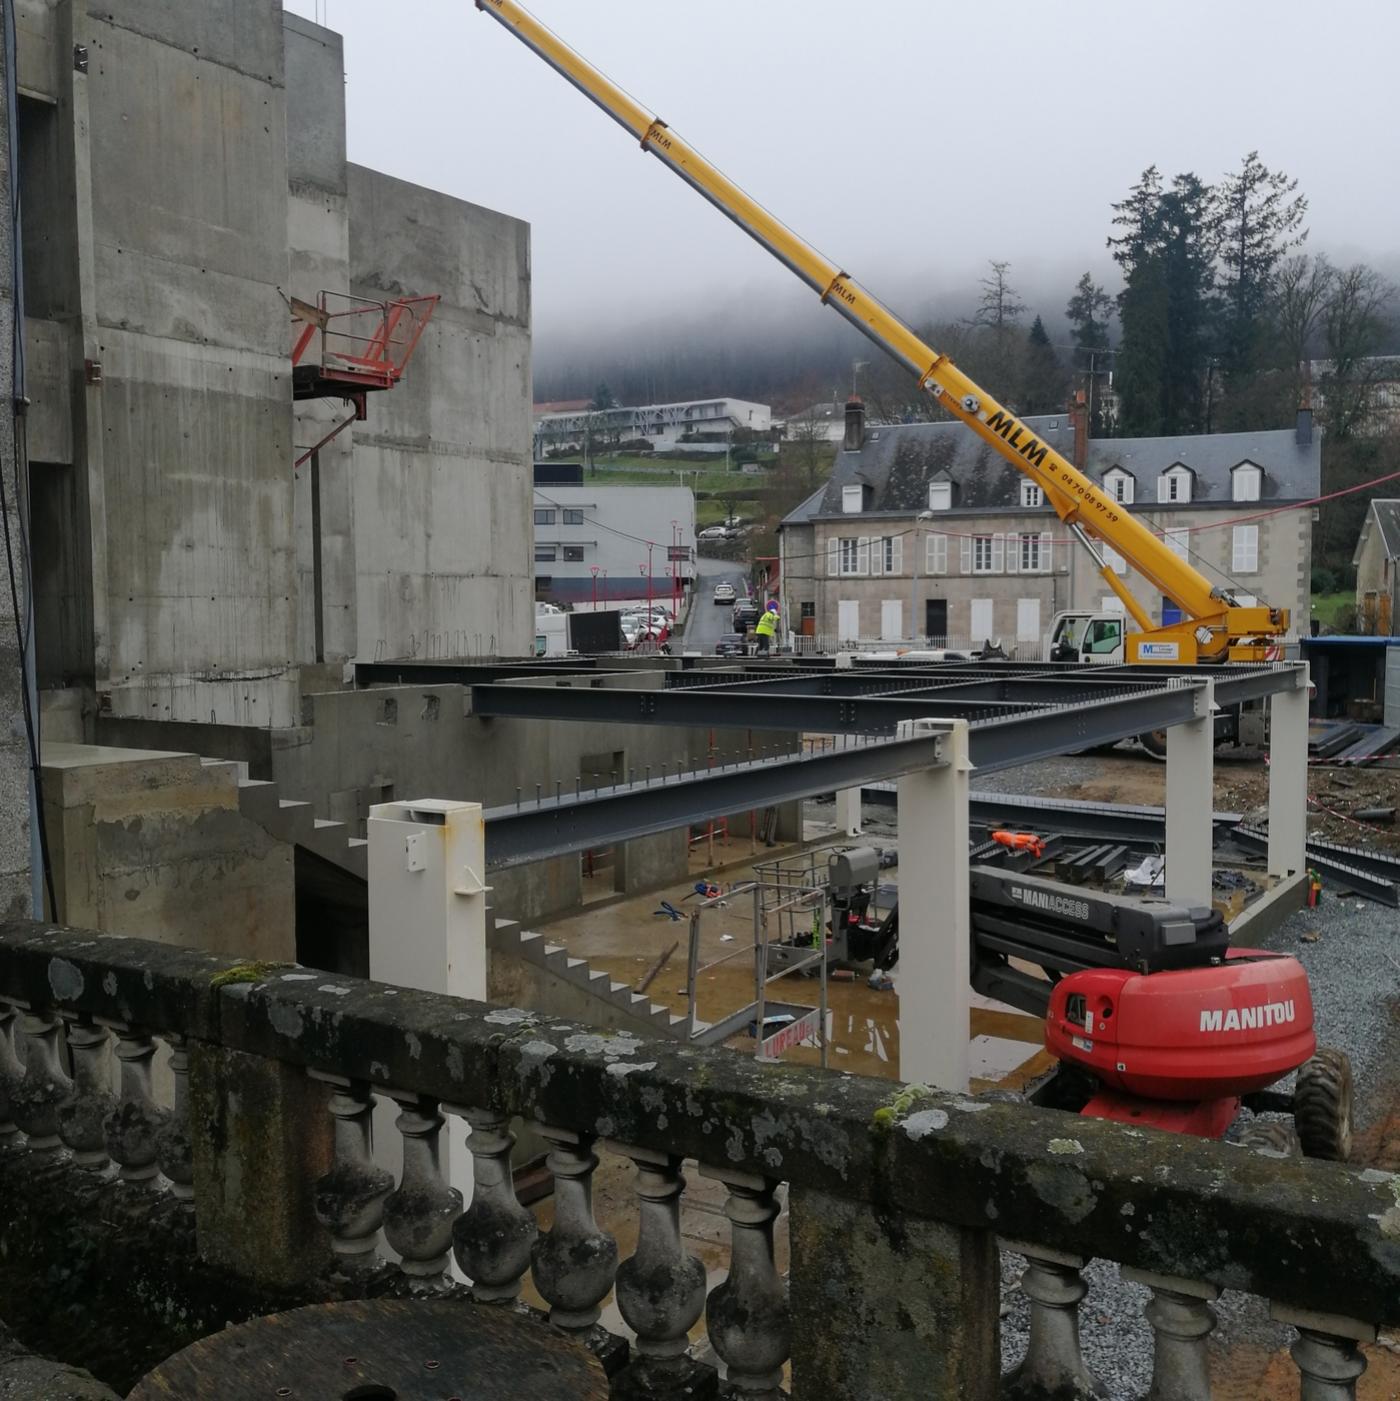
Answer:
[523, 745, 1400, 1396]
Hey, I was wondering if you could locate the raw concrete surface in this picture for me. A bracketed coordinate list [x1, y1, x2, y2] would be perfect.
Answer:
[41, 742, 294, 961]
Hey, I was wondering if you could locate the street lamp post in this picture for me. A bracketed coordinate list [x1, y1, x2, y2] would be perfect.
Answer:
[590, 565, 600, 610]
[910, 509, 934, 644]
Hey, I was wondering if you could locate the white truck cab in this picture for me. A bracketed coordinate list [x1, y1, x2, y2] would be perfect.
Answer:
[1049, 610, 1127, 665]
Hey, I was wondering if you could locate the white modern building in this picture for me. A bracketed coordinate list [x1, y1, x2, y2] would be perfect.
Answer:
[533, 486, 696, 605]
[534, 397, 772, 456]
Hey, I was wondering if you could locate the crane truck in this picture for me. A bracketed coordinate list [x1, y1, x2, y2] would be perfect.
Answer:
[476, 0, 1292, 668]
[473, 3, 1349, 1156]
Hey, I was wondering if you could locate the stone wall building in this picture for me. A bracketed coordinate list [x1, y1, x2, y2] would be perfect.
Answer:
[1353, 499, 1400, 636]
[779, 400, 1319, 649]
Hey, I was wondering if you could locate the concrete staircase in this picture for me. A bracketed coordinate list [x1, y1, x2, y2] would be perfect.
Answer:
[233, 771, 369, 881]
[490, 920, 712, 1042]
[233, 768, 709, 1041]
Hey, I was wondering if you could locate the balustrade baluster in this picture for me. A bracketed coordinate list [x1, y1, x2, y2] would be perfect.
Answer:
[609, 1143, 709, 1397]
[1121, 1267, 1218, 1401]
[381, 1091, 462, 1290]
[1002, 1240, 1107, 1400]
[311, 1073, 393, 1274]
[0, 1001, 25, 1152]
[1272, 1305, 1375, 1401]
[58, 1019, 115, 1171]
[701, 1166, 788, 1399]
[10, 1011, 72, 1157]
[447, 1106, 538, 1303]
[104, 1024, 164, 1185]
[156, 1034, 194, 1201]
[530, 1123, 617, 1331]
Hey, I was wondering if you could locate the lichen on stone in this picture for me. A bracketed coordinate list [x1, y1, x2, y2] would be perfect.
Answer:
[209, 961, 290, 989]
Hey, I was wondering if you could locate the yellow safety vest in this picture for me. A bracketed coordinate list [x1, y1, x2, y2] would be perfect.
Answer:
[755, 610, 778, 638]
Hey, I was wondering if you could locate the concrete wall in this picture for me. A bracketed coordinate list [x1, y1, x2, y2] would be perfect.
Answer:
[0, 22, 32, 918]
[81, 2, 299, 725]
[349, 167, 533, 661]
[284, 13, 355, 666]
[267, 679, 721, 924]
[41, 743, 295, 961]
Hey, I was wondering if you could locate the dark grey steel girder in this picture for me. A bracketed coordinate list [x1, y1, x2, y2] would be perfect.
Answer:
[482, 729, 949, 869]
[472, 682, 1043, 730]
[471, 677, 1211, 750]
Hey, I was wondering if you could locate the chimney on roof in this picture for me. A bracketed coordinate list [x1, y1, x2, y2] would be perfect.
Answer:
[1069, 389, 1089, 468]
[1296, 407, 1314, 447]
[844, 395, 866, 452]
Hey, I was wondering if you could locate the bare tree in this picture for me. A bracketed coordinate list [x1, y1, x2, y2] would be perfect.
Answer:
[969, 260, 1027, 331]
[1273, 253, 1334, 404]
[787, 406, 829, 491]
[1320, 264, 1397, 439]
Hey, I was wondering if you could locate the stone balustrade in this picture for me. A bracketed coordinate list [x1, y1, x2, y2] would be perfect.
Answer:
[0, 919, 1396, 1400]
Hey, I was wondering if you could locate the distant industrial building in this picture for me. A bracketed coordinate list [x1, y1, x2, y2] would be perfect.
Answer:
[533, 396, 772, 456]
[533, 485, 696, 604]
[780, 399, 1319, 648]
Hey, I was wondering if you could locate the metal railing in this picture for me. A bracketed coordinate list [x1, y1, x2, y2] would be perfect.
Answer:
[0, 920, 1394, 1399]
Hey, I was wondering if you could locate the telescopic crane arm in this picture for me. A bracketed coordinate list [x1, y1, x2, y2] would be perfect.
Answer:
[476, 0, 1288, 663]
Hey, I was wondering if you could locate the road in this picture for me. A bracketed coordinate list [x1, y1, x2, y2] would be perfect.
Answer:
[684, 556, 749, 652]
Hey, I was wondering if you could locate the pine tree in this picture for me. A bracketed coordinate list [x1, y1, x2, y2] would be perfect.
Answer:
[1065, 273, 1113, 431]
[1109, 167, 1217, 435]
[1020, 316, 1066, 414]
[1216, 152, 1308, 384]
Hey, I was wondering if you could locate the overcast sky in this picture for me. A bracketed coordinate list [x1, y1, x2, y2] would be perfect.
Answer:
[285, 0, 1398, 354]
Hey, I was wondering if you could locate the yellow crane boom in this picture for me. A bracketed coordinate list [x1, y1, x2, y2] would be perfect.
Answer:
[476, 0, 1288, 663]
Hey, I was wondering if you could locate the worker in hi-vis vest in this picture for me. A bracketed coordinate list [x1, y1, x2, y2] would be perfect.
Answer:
[754, 601, 779, 655]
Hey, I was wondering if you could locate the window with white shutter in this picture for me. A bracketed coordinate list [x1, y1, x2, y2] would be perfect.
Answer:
[842, 484, 864, 514]
[828, 539, 839, 576]
[857, 536, 870, 576]
[871, 538, 883, 576]
[1232, 463, 1262, 502]
[1232, 524, 1259, 574]
[888, 535, 902, 575]
[1019, 534, 1042, 573]
[927, 533, 948, 575]
[1006, 534, 1020, 574]
[992, 534, 1005, 572]
[929, 481, 952, 511]
[1041, 533, 1055, 573]
[960, 536, 973, 574]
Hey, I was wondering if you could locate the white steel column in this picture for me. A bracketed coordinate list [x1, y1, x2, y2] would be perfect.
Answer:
[896, 718, 970, 1092]
[835, 787, 864, 837]
[1267, 664, 1310, 879]
[367, 799, 491, 1237]
[1165, 681, 1215, 907]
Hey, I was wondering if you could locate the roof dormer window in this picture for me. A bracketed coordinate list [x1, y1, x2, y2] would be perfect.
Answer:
[1158, 465, 1193, 505]
[1103, 468, 1135, 505]
[928, 481, 952, 511]
[1020, 481, 1043, 509]
[842, 484, 865, 514]
[1231, 462, 1262, 503]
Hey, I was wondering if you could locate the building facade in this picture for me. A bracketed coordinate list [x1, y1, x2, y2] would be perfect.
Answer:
[534, 397, 772, 457]
[533, 485, 696, 605]
[20, 3, 533, 727]
[780, 401, 1319, 650]
[1353, 499, 1400, 635]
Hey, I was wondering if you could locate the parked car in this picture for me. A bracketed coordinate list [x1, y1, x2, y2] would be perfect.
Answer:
[732, 599, 760, 630]
[713, 582, 736, 604]
[714, 633, 748, 657]
[698, 525, 728, 541]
